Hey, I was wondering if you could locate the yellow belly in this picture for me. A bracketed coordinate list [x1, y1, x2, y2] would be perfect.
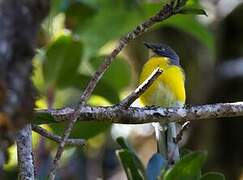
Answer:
[139, 57, 186, 107]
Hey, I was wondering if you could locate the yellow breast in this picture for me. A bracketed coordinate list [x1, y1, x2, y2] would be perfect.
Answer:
[139, 56, 186, 107]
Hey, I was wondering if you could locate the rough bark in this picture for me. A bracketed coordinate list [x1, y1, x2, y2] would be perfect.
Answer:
[0, 0, 49, 175]
[16, 125, 35, 180]
[37, 102, 243, 124]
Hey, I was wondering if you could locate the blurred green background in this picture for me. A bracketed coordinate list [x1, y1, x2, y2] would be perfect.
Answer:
[2, 0, 243, 179]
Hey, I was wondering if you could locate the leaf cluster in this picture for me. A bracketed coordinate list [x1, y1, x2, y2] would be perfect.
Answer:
[116, 137, 225, 180]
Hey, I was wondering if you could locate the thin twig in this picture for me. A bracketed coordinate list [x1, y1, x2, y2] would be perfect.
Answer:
[48, 110, 81, 179]
[36, 102, 243, 124]
[119, 68, 162, 108]
[79, 3, 175, 104]
[175, 121, 190, 143]
[49, 1, 178, 179]
[32, 125, 85, 147]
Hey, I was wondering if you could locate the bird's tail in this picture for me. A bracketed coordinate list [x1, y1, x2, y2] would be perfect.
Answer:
[153, 122, 180, 165]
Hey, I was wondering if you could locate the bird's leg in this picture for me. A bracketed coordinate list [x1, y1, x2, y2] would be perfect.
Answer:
[166, 122, 180, 165]
[153, 122, 167, 158]
[154, 122, 180, 167]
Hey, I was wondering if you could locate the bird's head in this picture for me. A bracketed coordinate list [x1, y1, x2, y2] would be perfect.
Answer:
[144, 42, 180, 66]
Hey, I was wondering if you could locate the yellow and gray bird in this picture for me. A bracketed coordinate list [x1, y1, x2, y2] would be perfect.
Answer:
[139, 42, 186, 163]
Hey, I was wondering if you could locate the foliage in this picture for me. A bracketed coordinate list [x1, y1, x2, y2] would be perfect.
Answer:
[32, 0, 214, 139]
[116, 137, 225, 180]
[5, 0, 230, 178]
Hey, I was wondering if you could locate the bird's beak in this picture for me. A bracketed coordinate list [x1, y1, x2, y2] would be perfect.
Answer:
[143, 42, 160, 53]
[143, 42, 155, 50]
[144, 42, 157, 57]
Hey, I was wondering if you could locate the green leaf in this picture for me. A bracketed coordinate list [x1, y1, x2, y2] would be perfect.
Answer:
[90, 56, 132, 92]
[178, 7, 207, 16]
[117, 136, 131, 150]
[49, 121, 111, 139]
[33, 107, 111, 139]
[142, 3, 214, 53]
[33, 111, 57, 125]
[77, 1, 145, 56]
[116, 137, 146, 179]
[61, 0, 97, 29]
[163, 15, 215, 53]
[60, 73, 120, 104]
[43, 35, 83, 88]
[200, 172, 225, 180]
[163, 151, 207, 180]
[117, 149, 145, 180]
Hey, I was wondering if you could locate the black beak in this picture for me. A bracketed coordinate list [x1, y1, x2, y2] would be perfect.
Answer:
[143, 42, 161, 52]
[143, 42, 155, 50]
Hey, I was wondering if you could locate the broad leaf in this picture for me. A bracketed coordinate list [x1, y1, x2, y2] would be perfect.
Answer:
[34, 111, 57, 125]
[163, 15, 215, 53]
[60, 73, 120, 104]
[90, 56, 132, 92]
[116, 137, 146, 179]
[117, 149, 145, 180]
[163, 151, 207, 180]
[43, 35, 83, 88]
[49, 121, 111, 139]
[142, 3, 214, 53]
[77, 1, 145, 56]
[61, 0, 97, 29]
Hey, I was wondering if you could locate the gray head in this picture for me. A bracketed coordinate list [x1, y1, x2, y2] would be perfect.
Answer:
[144, 42, 180, 66]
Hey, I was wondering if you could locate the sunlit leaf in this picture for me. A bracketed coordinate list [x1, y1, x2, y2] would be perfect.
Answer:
[77, 1, 145, 56]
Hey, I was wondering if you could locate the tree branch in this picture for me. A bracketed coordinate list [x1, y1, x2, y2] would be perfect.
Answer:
[32, 125, 85, 147]
[49, 1, 179, 179]
[79, 3, 174, 104]
[16, 124, 35, 180]
[119, 68, 162, 108]
[36, 102, 243, 124]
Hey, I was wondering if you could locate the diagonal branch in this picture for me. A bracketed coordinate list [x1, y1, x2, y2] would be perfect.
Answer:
[32, 125, 85, 147]
[36, 102, 243, 124]
[119, 68, 162, 108]
[49, 1, 180, 179]
[79, 3, 174, 104]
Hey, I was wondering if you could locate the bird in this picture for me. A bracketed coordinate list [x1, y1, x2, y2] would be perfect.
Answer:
[139, 42, 185, 164]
